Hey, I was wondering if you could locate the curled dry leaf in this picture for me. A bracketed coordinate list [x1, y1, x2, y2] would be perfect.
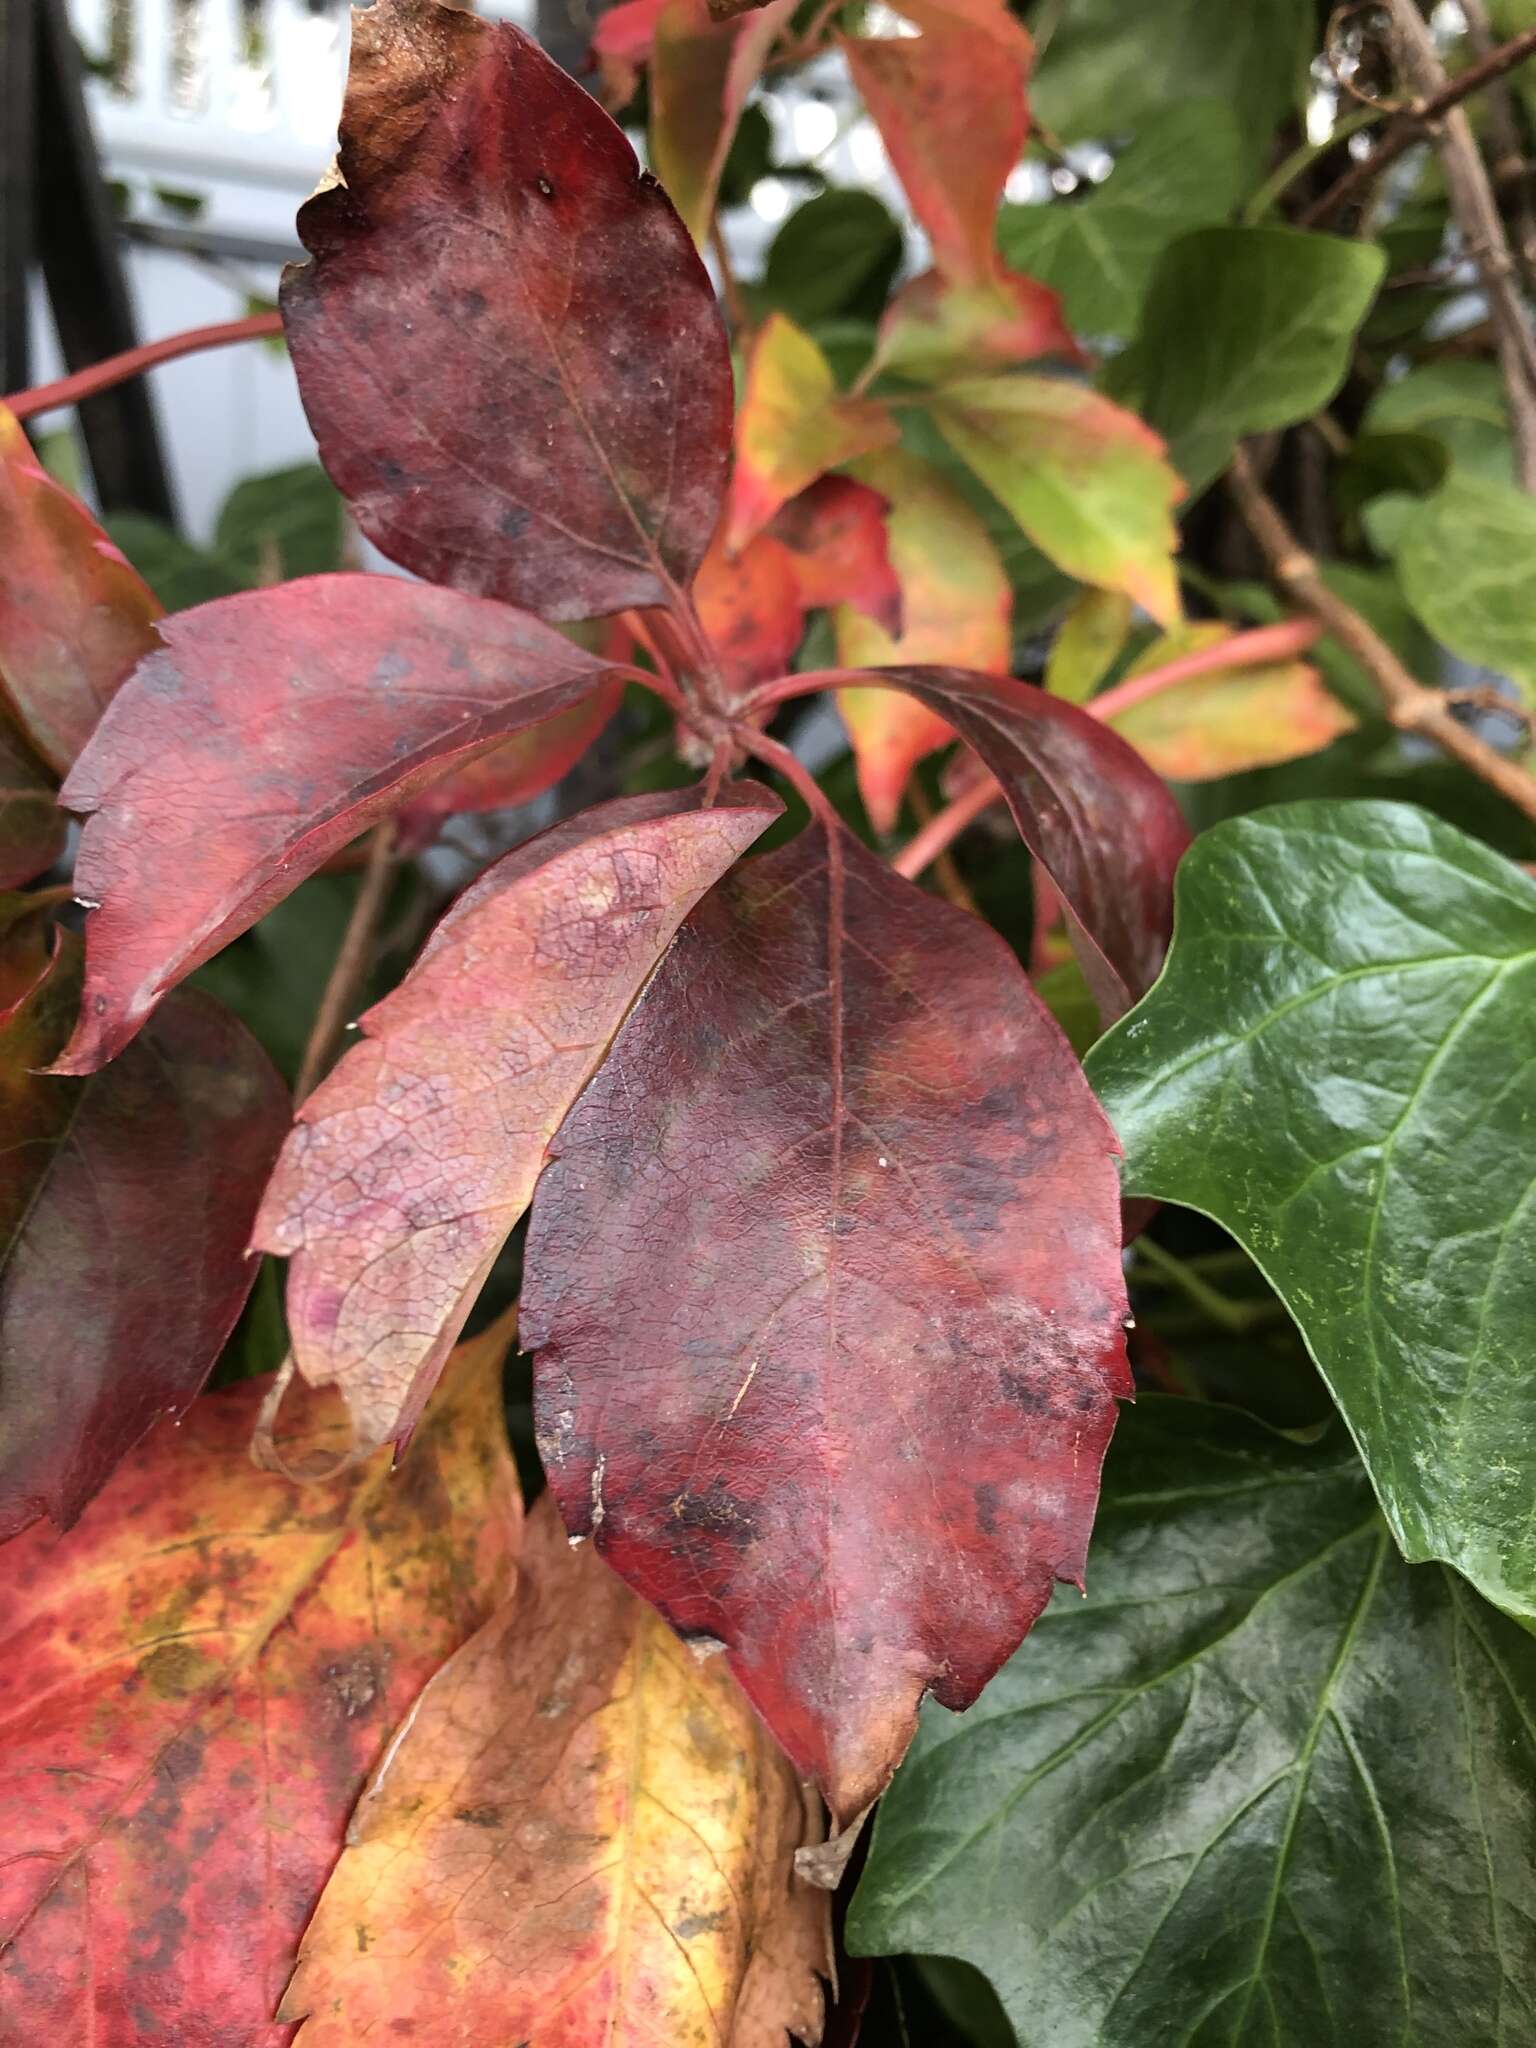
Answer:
[522, 822, 1131, 1824]
[726, 315, 898, 554]
[56, 574, 632, 1072]
[254, 784, 781, 1456]
[0, 404, 161, 774]
[281, 1493, 831, 2047]
[0, 1315, 522, 2044]
[283, 0, 732, 621]
[880, 666, 1190, 1019]
[0, 908, 288, 1541]
[834, 449, 1010, 833]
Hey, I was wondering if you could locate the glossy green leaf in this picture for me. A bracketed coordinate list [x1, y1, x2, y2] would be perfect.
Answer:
[1365, 362, 1514, 486]
[1392, 472, 1536, 704]
[761, 189, 904, 330]
[1088, 801, 1536, 1621]
[999, 102, 1246, 337]
[851, 1395, 1536, 2047]
[1031, 0, 1311, 167]
[103, 515, 245, 611]
[1105, 227, 1385, 493]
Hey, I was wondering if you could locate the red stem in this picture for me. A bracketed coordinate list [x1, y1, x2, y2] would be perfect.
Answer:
[740, 727, 845, 835]
[3, 311, 285, 421]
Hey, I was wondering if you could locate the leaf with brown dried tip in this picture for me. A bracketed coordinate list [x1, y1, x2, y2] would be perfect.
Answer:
[834, 449, 1009, 833]
[0, 1314, 521, 2046]
[281, 1492, 830, 2047]
[394, 679, 623, 849]
[254, 784, 780, 1456]
[522, 823, 1131, 1824]
[726, 316, 898, 554]
[1105, 625, 1355, 780]
[0, 712, 65, 887]
[0, 913, 288, 1541]
[55, 574, 634, 1072]
[650, 0, 797, 247]
[283, 0, 732, 620]
[931, 377, 1185, 627]
[0, 406, 161, 774]
[880, 666, 1190, 1019]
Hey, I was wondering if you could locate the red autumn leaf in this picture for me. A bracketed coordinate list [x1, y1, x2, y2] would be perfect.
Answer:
[767, 476, 902, 636]
[833, 449, 1010, 833]
[726, 315, 898, 554]
[283, 0, 732, 622]
[694, 528, 807, 692]
[0, 909, 288, 1541]
[842, 0, 1076, 380]
[255, 784, 780, 1456]
[55, 574, 634, 1073]
[0, 1316, 521, 2044]
[591, 0, 664, 101]
[0, 405, 161, 775]
[279, 1494, 831, 2047]
[876, 666, 1191, 1017]
[0, 712, 65, 888]
[649, 0, 798, 247]
[394, 678, 623, 849]
[521, 821, 1131, 1822]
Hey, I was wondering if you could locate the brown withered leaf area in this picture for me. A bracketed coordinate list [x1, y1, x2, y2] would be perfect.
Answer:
[522, 823, 1132, 1824]
[0, 1316, 522, 2045]
[884, 666, 1191, 1021]
[282, 1493, 830, 2048]
[55, 573, 628, 1072]
[283, 0, 733, 620]
[0, 906, 288, 1541]
[255, 783, 781, 1456]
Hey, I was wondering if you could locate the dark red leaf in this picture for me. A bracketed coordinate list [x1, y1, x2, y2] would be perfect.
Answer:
[283, 0, 732, 621]
[0, 929, 288, 1540]
[55, 574, 630, 1072]
[522, 822, 1131, 1823]
[881, 667, 1190, 1018]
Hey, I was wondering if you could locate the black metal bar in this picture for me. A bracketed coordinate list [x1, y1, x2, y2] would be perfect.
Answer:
[0, 0, 37, 392]
[34, 0, 176, 519]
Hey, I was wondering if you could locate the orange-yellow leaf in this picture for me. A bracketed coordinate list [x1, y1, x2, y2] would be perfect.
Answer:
[727, 315, 899, 554]
[834, 448, 1010, 831]
[280, 1493, 831, 2048]
[1106, 627, 1355, 780]
[0, 406, 161, 773]
[0, 1317, 521, 2044]
[254, 784, 781, 1455]
[1045, 588, 1134, 705]
[873, 265, 1078, 382]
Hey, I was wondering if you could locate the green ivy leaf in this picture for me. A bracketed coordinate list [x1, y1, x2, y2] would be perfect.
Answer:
[1365, 362, 1514, 487]
[999, 101, 1246, 337]
[1087, 801, 1536, 1621]
[215, 462, 347, 585]
[1030, 0, 1311, 171]
[103, 514, 245, 611]
[850, 1395, 1536, 2047]
[1105, 226, 1385, 493]
[760, 189, 903, 330]
[1392, 472, 1536, 705]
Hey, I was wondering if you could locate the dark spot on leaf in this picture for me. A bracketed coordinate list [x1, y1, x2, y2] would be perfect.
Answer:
[673, 1908, 728, 1939]
[499, 506, 530, 540]
[454, 1804, 503, 1829]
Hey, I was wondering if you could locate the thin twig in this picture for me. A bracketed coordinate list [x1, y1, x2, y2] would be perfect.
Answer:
[904, 781, 979, 913]
[294, 822, 399, 1102]
[1301, 22, 1536, 228]
[709, 220, 752, 339]
[3, 311, 284, 420]
[1460, 0, 1536, 279]
[1228, 443, 1536, 823]
[1386, 0, 1536, 489]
